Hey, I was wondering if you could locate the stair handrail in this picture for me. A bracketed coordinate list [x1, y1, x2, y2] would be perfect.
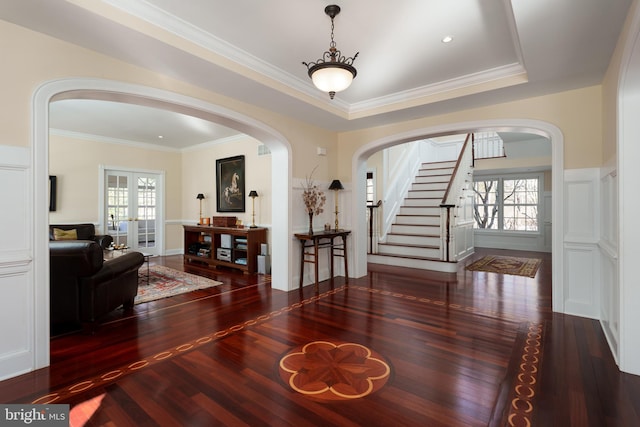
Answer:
[440, 133, 473, 207]
[440, 133, 474, 261]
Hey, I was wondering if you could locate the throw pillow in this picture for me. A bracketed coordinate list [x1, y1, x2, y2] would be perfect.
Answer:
[53, 228, 78, 240]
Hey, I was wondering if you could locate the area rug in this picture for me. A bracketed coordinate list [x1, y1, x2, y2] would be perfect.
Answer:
[465, 255, 542, 278]
[135, 265, 223, 304]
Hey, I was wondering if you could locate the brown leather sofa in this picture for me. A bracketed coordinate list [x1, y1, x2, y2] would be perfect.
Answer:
[49, 240, 144, 335]
[49, 223, 113, 249]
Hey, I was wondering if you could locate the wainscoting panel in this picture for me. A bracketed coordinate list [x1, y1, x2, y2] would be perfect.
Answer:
[600, 246, 619, 361]
[562, 168, 600, 319]
[564, 169, 599, 243]
[564, 244, 599, 319]
[0, 145, 35, 380]
[599, 168, 619, 363]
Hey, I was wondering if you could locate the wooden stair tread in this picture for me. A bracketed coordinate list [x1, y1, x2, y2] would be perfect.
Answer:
[369, 253, 455, 263]
[378, 242, 439, 249]
[387, 232, 440, 238]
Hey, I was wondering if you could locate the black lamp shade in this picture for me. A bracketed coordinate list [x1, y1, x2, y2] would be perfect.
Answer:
[328, 180, 344, 190]
[196, 193, 205, 200]
[248, 190, 259, 198]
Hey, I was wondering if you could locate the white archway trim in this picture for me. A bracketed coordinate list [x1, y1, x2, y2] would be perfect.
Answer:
[32, 78, 293, 369]
[351, 119, 564, 311]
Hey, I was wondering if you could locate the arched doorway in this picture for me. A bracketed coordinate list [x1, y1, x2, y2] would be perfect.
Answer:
[350, 119, 564, 311]
[618, 2, 640, 376]
[32, 78, 293, 369]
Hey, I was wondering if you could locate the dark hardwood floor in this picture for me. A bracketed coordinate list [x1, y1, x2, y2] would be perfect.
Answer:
[1, 249, 639, 426]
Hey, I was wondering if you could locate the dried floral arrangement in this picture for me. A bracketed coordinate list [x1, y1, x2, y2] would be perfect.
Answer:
[302, 167, 326, 216]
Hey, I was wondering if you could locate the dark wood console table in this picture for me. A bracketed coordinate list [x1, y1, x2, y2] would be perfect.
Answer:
[294, 229, 350, 292]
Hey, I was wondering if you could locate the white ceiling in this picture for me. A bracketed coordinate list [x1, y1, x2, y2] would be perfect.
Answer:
[1, 0, 632, 148]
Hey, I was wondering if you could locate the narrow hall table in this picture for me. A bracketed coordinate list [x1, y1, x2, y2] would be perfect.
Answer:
[294, 229, 350, 292]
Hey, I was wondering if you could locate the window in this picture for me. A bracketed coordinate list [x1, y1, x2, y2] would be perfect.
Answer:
[366, 171, 375, 204]
[473, 176, 540, 232]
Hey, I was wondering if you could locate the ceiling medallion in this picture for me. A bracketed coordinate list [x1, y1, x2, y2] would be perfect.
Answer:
[302, 5, 359, 100]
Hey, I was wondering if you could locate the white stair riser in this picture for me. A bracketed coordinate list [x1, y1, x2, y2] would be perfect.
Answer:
[403, 198, 441, 207]
[378, 244, 440, 258]
[386, 234, 441, 246]
[411, 182, 448, 191]
[419, 162, 456, 170]
[395, 215, 440, 225]
[390, 224, 440, 235]
[367, 254, 458, 273]
[415, 175, 452, 183]
[398, 206, 441, 216]
[407, 190, 445, 199]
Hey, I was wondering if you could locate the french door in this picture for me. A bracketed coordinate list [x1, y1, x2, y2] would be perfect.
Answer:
[104, 169, 162, 255]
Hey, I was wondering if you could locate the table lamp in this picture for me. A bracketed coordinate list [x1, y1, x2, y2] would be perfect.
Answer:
[248, 190, 258, 228]
[328, 180, 344, 230]
[196, 193, 205, 224]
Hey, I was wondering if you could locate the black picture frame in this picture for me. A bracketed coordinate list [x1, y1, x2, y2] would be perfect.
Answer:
[216, 155, 245, 212]
[49, 175, 57, 212]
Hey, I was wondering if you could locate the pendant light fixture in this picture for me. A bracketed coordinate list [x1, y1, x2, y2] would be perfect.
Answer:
[302, 5, 359, 100]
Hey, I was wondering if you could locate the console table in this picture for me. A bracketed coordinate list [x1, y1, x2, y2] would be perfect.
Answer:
[294, 229, 350, 292]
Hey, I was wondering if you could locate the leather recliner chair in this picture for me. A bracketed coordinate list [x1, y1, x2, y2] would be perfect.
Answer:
[49, 223, 113, 249]
[49, 240, 144, 335]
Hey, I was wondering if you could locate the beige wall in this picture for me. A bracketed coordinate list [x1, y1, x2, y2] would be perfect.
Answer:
[49, 133, 273, 252]
[0, 19, 336, 182]
[337, 85, 604, 178]
[49, 133, 184, 249]
[181, 137, 272, 227]
[475, 156, 552, 171]
[602, 0, 630, 168]
[2, 18, 609, 241]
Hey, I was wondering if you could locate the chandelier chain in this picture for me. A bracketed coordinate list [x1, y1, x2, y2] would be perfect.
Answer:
[330, 17, 336, 49]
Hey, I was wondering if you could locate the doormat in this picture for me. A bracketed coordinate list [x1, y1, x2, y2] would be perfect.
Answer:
[465, 255, 542, 278]
[135, 265, 223, 304]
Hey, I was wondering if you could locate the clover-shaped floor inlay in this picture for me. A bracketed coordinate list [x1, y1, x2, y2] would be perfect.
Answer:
[279, 340, 391, 401]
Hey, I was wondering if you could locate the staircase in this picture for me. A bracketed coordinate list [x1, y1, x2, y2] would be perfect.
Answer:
[368, 160, 458, 272]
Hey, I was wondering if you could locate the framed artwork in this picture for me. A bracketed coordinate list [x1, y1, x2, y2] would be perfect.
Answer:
[216, 155, 245, 212]
[49, 175, 57, 212]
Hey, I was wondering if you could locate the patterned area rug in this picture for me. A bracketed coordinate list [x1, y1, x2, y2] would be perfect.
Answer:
[465, 255, 542, 278]
[135, 265, 222, 304]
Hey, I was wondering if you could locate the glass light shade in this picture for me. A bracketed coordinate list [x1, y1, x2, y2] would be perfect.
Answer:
[311, 66, 354, 93]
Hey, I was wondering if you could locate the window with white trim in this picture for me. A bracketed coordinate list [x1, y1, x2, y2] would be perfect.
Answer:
[473, 175, 540, 232]
[366, 171, 375, 204]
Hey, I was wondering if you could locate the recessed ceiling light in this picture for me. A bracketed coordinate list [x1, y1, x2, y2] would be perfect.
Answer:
[158, 135, 163, 139]
[441, 36, 453, 43]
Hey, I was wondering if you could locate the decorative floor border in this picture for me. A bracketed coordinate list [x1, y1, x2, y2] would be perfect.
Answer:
[33, 286, 346, 404]
[506, 322, 543, 427]
[33, 282, 543, 427]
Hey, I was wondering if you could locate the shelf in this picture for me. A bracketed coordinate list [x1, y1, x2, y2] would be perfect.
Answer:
[183, 225, 267, 274]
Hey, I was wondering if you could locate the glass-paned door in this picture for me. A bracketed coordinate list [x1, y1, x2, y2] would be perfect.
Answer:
[105, 170, 160, 255]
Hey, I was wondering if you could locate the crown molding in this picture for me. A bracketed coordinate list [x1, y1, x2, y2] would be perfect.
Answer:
[102, 0, 351, 111]
[348, 63, 528, 117]
[100, 1, 528, 121]
[49, 128, 247, 152]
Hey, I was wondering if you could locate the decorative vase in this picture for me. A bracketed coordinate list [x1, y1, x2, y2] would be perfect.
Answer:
[308, 212, 314, 235]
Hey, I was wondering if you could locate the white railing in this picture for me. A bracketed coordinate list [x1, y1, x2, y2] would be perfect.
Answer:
[474, 131, 504, 159]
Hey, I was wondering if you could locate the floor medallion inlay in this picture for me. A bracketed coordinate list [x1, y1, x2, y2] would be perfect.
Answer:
[278, 340, 391, 401]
